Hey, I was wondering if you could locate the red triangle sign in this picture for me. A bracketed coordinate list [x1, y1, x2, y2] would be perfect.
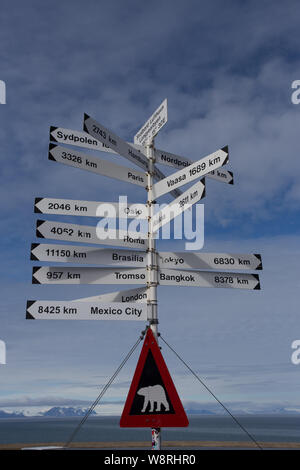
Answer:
[120, 329, 189, 427]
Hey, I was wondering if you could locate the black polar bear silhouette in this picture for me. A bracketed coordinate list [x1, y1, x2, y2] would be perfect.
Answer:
[137, 385, 169, 412]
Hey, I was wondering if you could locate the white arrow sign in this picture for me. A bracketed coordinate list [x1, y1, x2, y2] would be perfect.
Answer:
[154, 148, 234, 185]
[50, 127, 180, 194]
[134, 98, 168, 146]
[26, 300, 148, 321]
[53, 130, 183, 200]
[154, 148, 192, 169]
[50, 126, 117, 153]
[159, 269, 260, 290]
[32, 266, 148, 285]
[153, 146, 229, 198]
[205, 168, 234, 185]
[74, 287, 147, 303]
[31, 243, 147, 266]
[49, 144, 147, 187]
[151, 179, 205, 232]
[50, 126, 150, 160]
[36, 220, 147, 250]
[151, 164, 183, 200]
[50, 126, 233, 187]
[34, 197, 147, 219]
[158, 252, 262, 271]
[83, 114, 149, 171]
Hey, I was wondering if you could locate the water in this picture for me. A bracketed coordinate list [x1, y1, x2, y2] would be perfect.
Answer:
[0, 415, 300, 446]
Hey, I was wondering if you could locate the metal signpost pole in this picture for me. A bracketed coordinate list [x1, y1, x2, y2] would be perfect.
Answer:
[146, 139, 161, 450]
[28, 101, 262, 450]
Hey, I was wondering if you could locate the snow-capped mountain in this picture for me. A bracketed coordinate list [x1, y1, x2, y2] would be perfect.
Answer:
[1, 403, 300, 418]
[0, 406, 96, 418]
[0, 410, 25, 418]
[42, 406, 96, 417]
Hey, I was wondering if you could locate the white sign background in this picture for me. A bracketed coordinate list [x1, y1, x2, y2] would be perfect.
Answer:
[26, 300, 148, 321]
[134, 98, 168, 146]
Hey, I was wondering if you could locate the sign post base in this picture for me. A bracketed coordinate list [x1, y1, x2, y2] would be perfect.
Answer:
[152, 427, 161, 450]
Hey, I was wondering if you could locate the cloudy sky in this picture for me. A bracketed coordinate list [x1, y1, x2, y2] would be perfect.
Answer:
[0, 0, 300, 422]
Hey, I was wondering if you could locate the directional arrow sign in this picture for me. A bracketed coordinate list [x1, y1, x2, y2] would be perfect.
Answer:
[50, 126, 150, 159]
[158, 269, 260, 290]
[31, 243, 147, 267]
[134, 98, 168, 146]
[26, 300, 149, 321]
[74, 287, 147, 303]
[154, 147, 233, 187]
[154, 148, 192, 170]
[36, 220, 147, 250]
[49, 144, 147, 188]
[205, 168, 234, 185]
[83, 114, 149, 171]
[34, 197, 147, 219]
[50, 126, 117, 153]
[151, 179, 205, 232]
[52, 133, 182, 198]
[154, 148, 234, 184]
[32, 266, 148, 285]
[152, 164, 183, 200]
[63, 133, 183, 200]
[50, 127, 182, 199]
[158, 252, 262, 271]
[153, 146, 229, 198]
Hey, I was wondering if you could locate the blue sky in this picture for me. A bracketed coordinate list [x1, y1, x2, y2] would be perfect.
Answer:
[0, 0, 300, 420]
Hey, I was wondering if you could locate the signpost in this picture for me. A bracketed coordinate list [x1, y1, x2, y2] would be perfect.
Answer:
[32, 266, 148, 285]
[154, 147, 234, 185]
[83, 114, 149, 171]
[154, 148, 191, 169]
[74, 287, 147, 303]
[34, 197, 147, 219]
[49, 143, 147, 187]
[51, 125, 185, 200]
[26, 300, 149, 321]
[151, 179, 205, 232]
[152, 146, 229, 198]
[159, 269, 260, 290]
[206, 168, 234, 185]
[28, 98, 262, 450]
[50, 126, 117, 153]
[35, 219, 147, 250]
[152, 165, 184, 200]
[134, 99, 168, 147]
[158, 252, 262, 271]
[31, 244, 147, 266]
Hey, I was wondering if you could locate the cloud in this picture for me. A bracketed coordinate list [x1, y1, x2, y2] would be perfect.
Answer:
[0, 0, 300, 418]
[0, 396, 91, 408]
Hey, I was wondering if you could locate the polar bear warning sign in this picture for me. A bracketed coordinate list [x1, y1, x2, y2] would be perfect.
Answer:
[120, 328, 189, 427]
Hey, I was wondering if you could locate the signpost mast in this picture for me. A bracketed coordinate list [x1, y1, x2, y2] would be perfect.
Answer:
[28, 99, 263, 451]
[146, 139, 161, 450]
[147, 139, 158, 338]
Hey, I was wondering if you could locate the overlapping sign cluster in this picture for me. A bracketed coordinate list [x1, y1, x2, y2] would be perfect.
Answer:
[27, 99, 262, 325]
[26, 99, 263, 433]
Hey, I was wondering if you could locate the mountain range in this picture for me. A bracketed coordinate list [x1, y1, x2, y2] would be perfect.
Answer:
[1, 405, 300, 418]
[0, 407, 97, 418]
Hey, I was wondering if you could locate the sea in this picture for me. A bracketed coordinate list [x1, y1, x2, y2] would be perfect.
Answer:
[0, 415, 300, 448]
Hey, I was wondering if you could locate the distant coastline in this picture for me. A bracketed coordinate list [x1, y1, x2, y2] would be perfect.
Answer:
[1, 440, 300, 450]
[1, 405, 300, 419]
[1, 415, 300, 448]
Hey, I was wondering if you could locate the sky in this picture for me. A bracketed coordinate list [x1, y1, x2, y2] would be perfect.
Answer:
[0, 0, 300, 427]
